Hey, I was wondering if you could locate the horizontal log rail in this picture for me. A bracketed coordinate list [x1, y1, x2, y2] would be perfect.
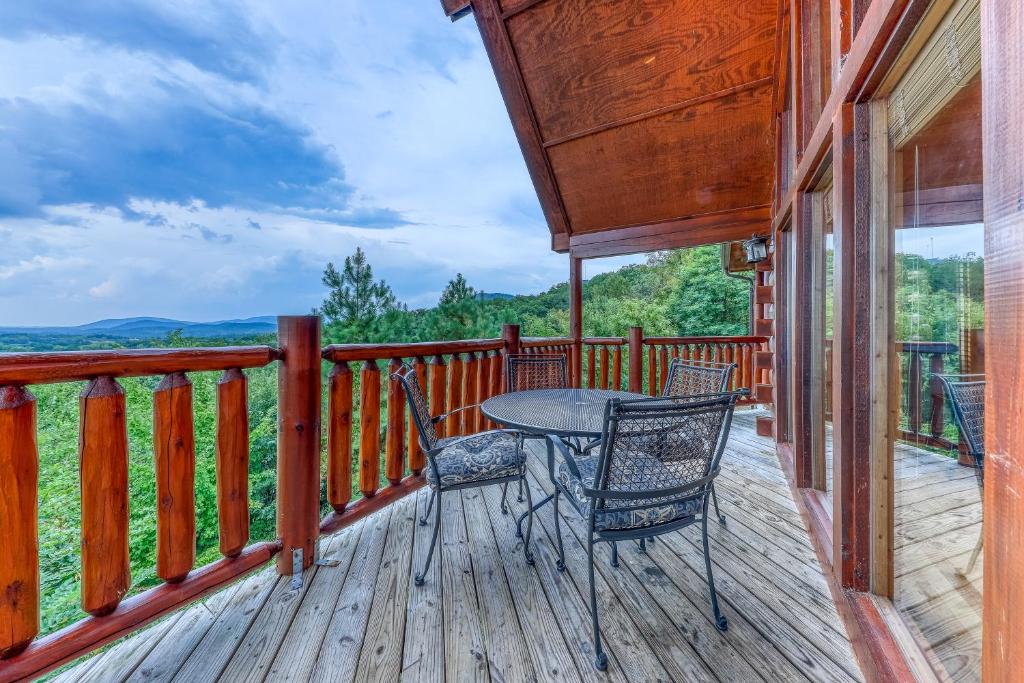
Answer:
[0, 347, 280, 385]
[322, 339, 502, 363]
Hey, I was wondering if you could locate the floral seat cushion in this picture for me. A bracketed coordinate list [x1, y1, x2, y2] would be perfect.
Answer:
[556, 455, 702, 531]
[426, 431, 525, 488]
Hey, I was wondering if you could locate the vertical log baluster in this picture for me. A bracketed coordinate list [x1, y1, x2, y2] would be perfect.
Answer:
[448, 354, 464, 436]
[408, 357, 427, 475]
[612, 346, 622, 391]
[429, 355, 447, 439]
[714, 343, 723, 365]
[80, 377, 130, 616]
[153, 372, 196, 583]
[907, 350, 922, 436]
[476, 352, 491, 433]
[647, 345, 657, 396]
[742, 344, 753, 393]
[327, 362, 353, 512]
[586, 345, 596, 388]
[599, 346, 610, 390]
[216, 368, 249, 558]
[463, 352, 479, 435]
[0, 386, 38, 658]
[682, 344, 691, 362]
[723, 345, 735, 391]
[489, 349, 503, 406]
[385, 358, 405, 486]
[659, 346, 669, 394]
[359, 360, 381, 497]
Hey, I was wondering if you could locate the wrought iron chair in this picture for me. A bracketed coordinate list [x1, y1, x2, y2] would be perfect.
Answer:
[938, 374, 985, 574]
[504, 353, 570, 502]
[547, 392, 741, 670]
[392, 364, 535, 585]
[662, 359, 736, 524]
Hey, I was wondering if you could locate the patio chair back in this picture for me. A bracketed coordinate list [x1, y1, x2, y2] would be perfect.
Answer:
[938, 374, 985, 471]
[506, 353, 569, 392]
[592, 393, 739, 525]
[662, 359, 735, 398]
[393, 364, 439, 452]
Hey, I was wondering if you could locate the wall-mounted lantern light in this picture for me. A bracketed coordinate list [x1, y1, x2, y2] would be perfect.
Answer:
[742, 235, 769, 264]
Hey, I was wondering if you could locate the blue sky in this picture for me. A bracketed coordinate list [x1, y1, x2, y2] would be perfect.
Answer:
[0, 0, 637, 326]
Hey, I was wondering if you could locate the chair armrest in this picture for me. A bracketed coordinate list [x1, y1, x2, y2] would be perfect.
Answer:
[429, 429, 519, 454]
[431, 403, 479, 425]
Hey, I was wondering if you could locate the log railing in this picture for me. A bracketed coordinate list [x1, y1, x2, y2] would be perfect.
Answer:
[0, 343, 282, 680]
[0, 319, 769, 679]
[895, 341, 960, 451]
[639, 335, 769, 401]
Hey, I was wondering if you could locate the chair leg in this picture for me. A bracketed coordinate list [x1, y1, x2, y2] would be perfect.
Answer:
[552, 490, 566, 572]
[419, 488, 437, 527]
[711, 483, 726, 524]
[963, 529, 983, 576]
[610, 542, 619, 568]
[500, 482, 510, 515]
[517, 477, 524, 503]
[587, 535, 608, 671]
[637, 538, 647, 553]
[701, 512, 728, 631]
[522, 477, 535, 566]
[415, 490, 443, 586]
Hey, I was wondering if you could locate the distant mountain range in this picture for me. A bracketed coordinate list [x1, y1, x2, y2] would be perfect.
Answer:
[0, 316, 278, 339]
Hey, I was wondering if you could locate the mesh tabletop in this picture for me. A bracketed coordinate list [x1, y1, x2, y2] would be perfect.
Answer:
[481, 388, 646, 438]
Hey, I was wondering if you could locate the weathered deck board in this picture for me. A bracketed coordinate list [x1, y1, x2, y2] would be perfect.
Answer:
[57, 412, 865, 683]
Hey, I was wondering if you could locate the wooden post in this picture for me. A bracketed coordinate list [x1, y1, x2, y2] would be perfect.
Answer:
[612, 345, 622, 391]
[628, 327, 643, 394]
[216, 368, 249, 558]
[276, 315, 321, 575]
[0, 386, 39, 658]
[385, 358, 405, 485]
[981, 4, 1024, 676]
[569, 256, 583, 387]
[79, 377, 131, 615]
[327, 362, 353, 512]
[153, 372, 196, 583]
[501, 323, 521, 357]
[359, 360, 381, 496]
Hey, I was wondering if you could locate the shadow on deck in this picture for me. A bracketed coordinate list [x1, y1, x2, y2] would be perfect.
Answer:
[56, 412, 864, 683]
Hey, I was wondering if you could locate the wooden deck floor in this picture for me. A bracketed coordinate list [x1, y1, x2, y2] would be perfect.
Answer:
[56, 412, 864, 683]
[895, 442, 982, 682]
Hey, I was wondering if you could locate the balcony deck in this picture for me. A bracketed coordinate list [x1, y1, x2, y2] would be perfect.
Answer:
[55, 412, 864, 683]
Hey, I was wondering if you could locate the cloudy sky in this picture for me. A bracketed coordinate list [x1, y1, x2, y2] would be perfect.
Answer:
[0, 1, 638, 326]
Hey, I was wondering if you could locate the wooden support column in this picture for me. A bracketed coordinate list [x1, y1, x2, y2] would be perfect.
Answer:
[501, 324, 520, 393]
[276, 315, 321, 575]
[981, 3, 1024, 678]
[792, 192, 815, 489]
[831, 102, 873, 592]
[569, 256, 583, 387]
[0, 386, 38, 658]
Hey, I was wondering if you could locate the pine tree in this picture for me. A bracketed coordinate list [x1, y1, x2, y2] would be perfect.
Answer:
[320, 247, 401, 328]
[439, 273, 475, 306]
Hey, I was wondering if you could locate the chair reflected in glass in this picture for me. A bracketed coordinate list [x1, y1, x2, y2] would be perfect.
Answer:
[938, 374, 985, 575]
[547, 392, 742, 670]
[662, 359, 736, 524]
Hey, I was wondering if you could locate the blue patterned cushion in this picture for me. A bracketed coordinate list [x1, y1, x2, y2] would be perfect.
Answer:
[426, 431, 524, 488]
[556, 455, 702, 531]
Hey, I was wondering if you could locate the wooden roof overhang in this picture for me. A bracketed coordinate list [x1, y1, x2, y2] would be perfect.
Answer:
[443, 0, 782, 257]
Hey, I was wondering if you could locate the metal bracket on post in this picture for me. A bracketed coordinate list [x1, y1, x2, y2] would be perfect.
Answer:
[290, 548, 303, 590]
[314, 538, 340, 568]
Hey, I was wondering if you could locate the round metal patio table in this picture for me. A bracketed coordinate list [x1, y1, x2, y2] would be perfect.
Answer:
[481, 388, 647, 535]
